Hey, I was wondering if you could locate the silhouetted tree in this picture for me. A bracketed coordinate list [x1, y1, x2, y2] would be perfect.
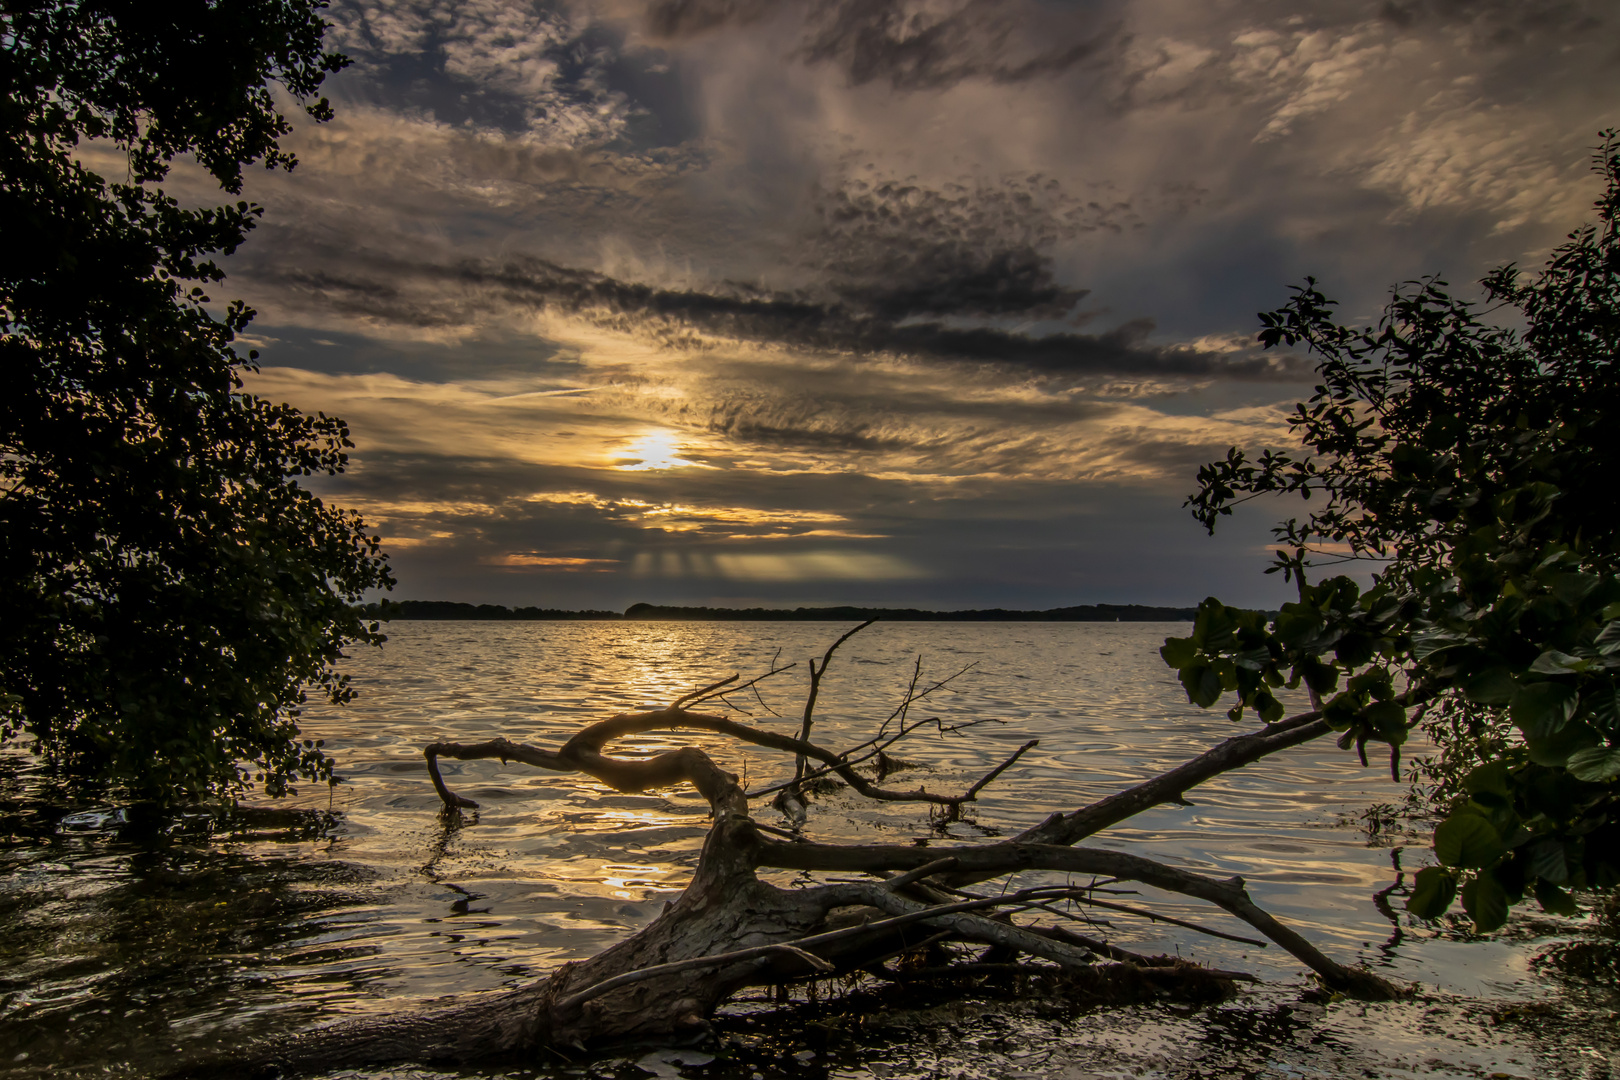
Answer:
[1, 1, 392, 801]
[1169, 132, 1620, 930]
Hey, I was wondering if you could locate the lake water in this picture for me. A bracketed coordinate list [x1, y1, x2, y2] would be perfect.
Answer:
[0, 621, 1613, 1079]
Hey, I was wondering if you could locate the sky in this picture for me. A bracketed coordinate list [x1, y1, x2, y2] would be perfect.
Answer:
[190, 0, 1616, 610]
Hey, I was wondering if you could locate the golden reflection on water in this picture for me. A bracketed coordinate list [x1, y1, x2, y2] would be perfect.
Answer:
[2, 621, 1607, 1080]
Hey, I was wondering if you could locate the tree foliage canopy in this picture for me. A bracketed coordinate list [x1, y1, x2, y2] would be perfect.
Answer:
[1164, 133, 1620, 931]
[1, 0, 393, 801]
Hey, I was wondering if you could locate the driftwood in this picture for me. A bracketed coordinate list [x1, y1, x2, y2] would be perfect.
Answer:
[221, 623, 1399, 1075]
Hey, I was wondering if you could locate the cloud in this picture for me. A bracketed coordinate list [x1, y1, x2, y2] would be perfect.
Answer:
[327, 0, 635, 146]
[641, 0, 1125, 90]
[805, 175, 1110, 320]
[641, 0, 779, 39]
[256, 250, 1292, 380]
[192, 0, 1620, 613]
[794, 0, 1123, 91]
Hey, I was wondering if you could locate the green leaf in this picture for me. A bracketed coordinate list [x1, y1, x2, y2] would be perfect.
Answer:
[1524, 719, 1601, 768]
[1525, 838, 1571, 884]
[1587, 687, 1620, 732]
[1411, 629, 1465, 662]
[1364, 700, 1408, 743]
[1179, 664, 1224, 708]
[1460, 873, 1510, 932]
[1528, 650, 1588, 675]
[1551, 572, 1601, 607]
[1406, 866, 1457, 919]
[1274, 607, 1324, 649]
[1160, 636, 1197, 670]
[1463, 760, 1511, 799]
[1534, 879, 1578, 917]
[1595, 619, 1620, 657]
[1434, 811, 1504, 869]
[1567, 745, 1620, 782]
[1510, 682, 1579, 739]
[1334, 632, 1375, 668]
[1462, 667, 1518, 705]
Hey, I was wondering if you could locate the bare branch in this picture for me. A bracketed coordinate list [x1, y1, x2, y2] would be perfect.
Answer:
[810, 883, 1113, 972]
[422, 703, 1024, 814]
[988, 687, 1436, 865]
[673, 674, 739, 710]
[425, 737, 571, 810]
[796, 619, 875, 781]
[1063, 895, 1267, 947]
[424, 729, 743, 815]
[994, 709, 1332, 853]
[685, 659, 798, 711]
[962, 739, 1040, 801]
[757, 838, 1400, 998]
[747, 716, 1013, 802]
[885, 857, 960, 891]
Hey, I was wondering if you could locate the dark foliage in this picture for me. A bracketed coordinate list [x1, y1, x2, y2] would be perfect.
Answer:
[1, 1, 393, 801]
[1164, 133, 1620, 930]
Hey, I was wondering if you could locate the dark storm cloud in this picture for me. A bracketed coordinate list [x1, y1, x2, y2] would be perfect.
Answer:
[267, 253, 1288, 379]
[795, 0, 1123, 90]
[642, 0, 780, 38]
[1376, 0, 1606, 35]
[680, 381, 1123, 456]
[806, 175, 1132, 321]
[643, 0, 1125, 91]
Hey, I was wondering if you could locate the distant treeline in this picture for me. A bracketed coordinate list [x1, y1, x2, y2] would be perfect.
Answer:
[366, 600, 1196, 622]
[363, 601, 622, 621]
[622, 603, 1196, 621]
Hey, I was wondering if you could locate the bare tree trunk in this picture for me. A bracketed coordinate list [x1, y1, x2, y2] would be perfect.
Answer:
[200, 629, 1401, 1076]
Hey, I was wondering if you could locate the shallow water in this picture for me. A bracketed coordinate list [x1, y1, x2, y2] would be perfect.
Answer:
[0, 621, 1613, 1079]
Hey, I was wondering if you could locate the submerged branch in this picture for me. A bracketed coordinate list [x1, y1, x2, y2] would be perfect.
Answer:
[757, 837, 1399, 999]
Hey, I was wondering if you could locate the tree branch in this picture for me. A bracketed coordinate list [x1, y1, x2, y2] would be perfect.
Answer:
[425, 705, 1034, 812]
[1000, 709, 1333, 852]
[555, 945, 834, 1012]
[795, 619, 875, 782]
[756, 837, 1399, 998]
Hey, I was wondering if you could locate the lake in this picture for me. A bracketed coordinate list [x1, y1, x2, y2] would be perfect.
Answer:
[0, 621, 1613, 1079]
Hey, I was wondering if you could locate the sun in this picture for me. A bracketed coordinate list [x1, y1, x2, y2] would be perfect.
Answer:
[614, 429, 703, 471]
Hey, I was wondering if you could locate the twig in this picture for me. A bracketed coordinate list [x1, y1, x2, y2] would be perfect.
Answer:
[885, 857, 960, 891]
[795, 620, 875, 782]
[749, 730, 1035, 807]
[1066, 895, 1267, 947]
[962, 739, 1039, 801]
[686, 660, 798, 711]
[673, 674, 739, 710]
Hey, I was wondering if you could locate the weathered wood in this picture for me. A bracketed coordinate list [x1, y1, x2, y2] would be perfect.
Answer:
[199, 634, 1403, 1075]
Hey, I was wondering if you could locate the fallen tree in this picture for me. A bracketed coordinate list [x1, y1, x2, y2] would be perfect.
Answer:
[230, 622, 1397, 1075]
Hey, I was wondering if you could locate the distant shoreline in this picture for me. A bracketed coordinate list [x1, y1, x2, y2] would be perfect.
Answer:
[362, 600, 1198, 622]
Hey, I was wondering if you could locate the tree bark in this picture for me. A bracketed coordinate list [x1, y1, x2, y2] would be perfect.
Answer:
[200, 647, 1404, 1076]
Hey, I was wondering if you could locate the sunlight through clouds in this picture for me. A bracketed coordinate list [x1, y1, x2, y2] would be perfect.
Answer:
[630, 550, 926, 582]
[207, 0, 1616, 608]
[613, 429, 711, 471]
